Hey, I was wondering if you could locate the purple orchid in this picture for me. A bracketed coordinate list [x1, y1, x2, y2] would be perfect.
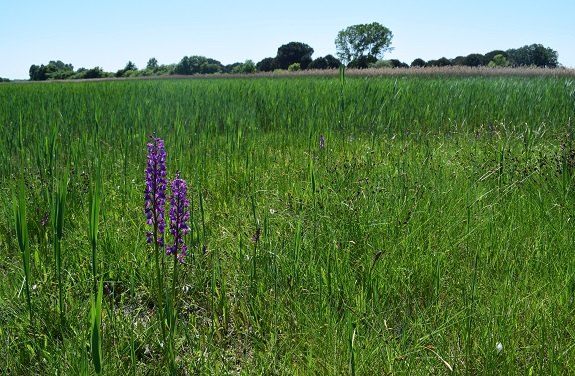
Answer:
[166, 171, 189, 263]
[144, 134, 168, 247]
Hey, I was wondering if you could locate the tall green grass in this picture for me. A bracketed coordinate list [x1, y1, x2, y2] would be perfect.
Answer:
[1, 74, 575, 374]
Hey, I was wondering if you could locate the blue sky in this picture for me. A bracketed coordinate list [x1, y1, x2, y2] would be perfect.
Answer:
[1, 0, 573, 79]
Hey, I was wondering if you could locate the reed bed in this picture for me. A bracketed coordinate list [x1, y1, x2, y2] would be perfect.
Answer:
[1, 74, 575, 374]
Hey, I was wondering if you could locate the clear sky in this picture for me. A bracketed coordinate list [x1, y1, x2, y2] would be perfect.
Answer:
[1, 0, 573, 80]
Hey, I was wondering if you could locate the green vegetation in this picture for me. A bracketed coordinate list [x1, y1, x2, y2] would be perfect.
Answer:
[17, 21, 561, 82]
[335, 22, 394, 66]
[1, 74, 575, 374]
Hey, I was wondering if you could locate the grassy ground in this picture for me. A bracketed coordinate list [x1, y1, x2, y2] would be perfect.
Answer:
[1, 74, 575, 374]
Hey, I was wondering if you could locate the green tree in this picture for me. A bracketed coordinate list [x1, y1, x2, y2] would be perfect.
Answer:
[410, 58, 426, 67]
[324, 55, 341, 69]
[348, 55, 377, 69]
[488, 54, 510, 67]
[427, 57, 452, 67]
[231, 60, 256, 74]
[116, 61, 138, 77]
[256, 57, 276, 72]
[275, 42, 314, 70]
[146, 57, 159, 71]
[309, 55, 341, 70]
[387, 59, 408, 68]
[506, 44, 559, 67]
[287, 62, 301, 71]
[29, 60, 74, 81]
[309, 56, 328, 70]
[175, 56, 223, 75]
[78, 67, 106, 79]
[335, 22, 393, 66]
[462, 53, 486, 67]
[484, 50, 507, 63]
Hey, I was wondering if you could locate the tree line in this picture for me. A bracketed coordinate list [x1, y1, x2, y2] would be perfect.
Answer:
[10, 22, 563, 82]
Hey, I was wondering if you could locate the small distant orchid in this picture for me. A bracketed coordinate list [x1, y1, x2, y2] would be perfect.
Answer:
[319, 135, 325, 150]
[251, 225, 261, 243]
[166, 171, 189, 263]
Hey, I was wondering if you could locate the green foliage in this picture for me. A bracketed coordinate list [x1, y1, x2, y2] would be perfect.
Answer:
[256, 57, 276, 72]
[348, 55, 377, 69]
[2, 75, 575, 373]
[275, 41, 314, 70]
[231, 60, 257, 74]
[335, 22, 393, 65]
[146, 57, 159, 72]
[174, 55, 223, 75]
[484, 49, 508, 63]
[287, 62, 301, 71]
[116, 61, 138, 77]
[488, 54, 510, 67]
[506, 43, 559, 67]
[392, 59, 408, 68]
[427, 57, 453, 67]
[12, 176, 32, 322]
[462, 53, 486, 67]
[29, 60, 74, 80]
[309, 54, 341, 70]
[90, 277, 104, 374]
[75, 66, 107, 79]
[411, 58, 426, 67]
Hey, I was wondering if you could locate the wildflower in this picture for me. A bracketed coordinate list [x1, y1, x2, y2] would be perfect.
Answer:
[496, 342, 503, 354]
[349, 135, 354, 143]
[144, 134, 167, 246]
[166, 171, 189, 263]
[251, 225, 261, 243]
[319, 135, 325, 149]
[41, 211, 49, 227]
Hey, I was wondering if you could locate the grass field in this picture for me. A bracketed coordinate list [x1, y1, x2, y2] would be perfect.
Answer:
[1, 70, 575, 374]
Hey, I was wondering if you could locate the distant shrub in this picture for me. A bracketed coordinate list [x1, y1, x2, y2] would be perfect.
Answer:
[288, 63, 301, 71]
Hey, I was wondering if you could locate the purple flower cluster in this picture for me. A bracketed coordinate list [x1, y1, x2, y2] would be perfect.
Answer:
[251, 225, 261, 243]
[166, 171, 190, 263]
[319, 135, 325, 150]
[144, 134, 168, 247]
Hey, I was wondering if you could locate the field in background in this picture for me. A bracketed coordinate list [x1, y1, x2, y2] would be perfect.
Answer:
[1, 74, 575, 374]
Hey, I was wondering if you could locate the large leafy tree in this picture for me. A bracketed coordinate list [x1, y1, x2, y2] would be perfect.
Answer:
[29, 60, 74, 81]
[275, 42, 314, 70]
[256, 57, 276, 72]
[506, 44, 559, 67]
[174, 56, 223, 75]
[335, 22, 393, 66]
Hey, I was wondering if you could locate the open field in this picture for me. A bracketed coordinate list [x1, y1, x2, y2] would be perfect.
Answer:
[1, 73, 575, 374]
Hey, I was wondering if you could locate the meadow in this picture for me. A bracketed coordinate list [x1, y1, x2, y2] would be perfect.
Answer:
[1, 70, 575, 374]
